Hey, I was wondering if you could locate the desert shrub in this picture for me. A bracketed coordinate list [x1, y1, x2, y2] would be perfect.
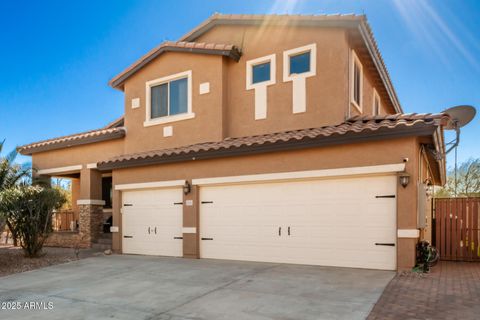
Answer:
[0, 186, 66, 257]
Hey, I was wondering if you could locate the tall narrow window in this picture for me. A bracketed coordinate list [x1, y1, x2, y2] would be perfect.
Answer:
[350, 50, 363, 111]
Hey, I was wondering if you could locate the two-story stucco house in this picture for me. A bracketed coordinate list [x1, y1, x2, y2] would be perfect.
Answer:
[18, 14, 451, 271]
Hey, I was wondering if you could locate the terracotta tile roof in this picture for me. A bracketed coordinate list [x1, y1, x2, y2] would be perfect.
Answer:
[179, 13, 402, 113]
[103, 116, 125, 129]
[18, 126, 126, 155]
[98, 113, 449, 170]
[109, 41, 241, 89]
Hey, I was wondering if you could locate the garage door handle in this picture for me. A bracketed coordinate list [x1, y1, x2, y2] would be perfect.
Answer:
[375, 243, 395, 246]
[123, 235, 133, 238]
[148, 227, 151, 234]
[288, 226, 290, 236]
[201, 237, 214, 240]
[154, 227, 157, 234]
[174, 236, 183, 240]
[278, 227, 281, 236]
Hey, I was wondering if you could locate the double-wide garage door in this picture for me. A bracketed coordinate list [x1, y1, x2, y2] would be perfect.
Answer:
[200, 175, 397, 270]
[121, 175, 397, 270]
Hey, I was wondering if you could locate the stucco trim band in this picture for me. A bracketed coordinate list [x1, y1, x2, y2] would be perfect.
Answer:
[115, 180, 185, 191]
[86, 163, 97, 169]
[37, 165, 83, 175]
[77, 199, 106, 205]
[397, 229, 420, 238]
[182, 227, 197, 234]
[192, 163, 405, 186]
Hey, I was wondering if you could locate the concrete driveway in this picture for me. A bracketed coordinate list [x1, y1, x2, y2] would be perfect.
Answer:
[0, 255, 394, 320]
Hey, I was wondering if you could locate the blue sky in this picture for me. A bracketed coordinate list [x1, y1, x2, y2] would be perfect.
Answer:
[0, 0, 478, 168]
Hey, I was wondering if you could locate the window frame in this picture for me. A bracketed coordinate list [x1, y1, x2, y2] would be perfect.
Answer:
[283, 43, 316, 82]
[246, 54, 276, 90]
[144, 70, 194, 127]
[350, 50, 363, 112]
[373, 88, 381, 116]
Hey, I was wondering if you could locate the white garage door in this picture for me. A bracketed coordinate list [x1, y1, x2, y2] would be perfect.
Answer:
[122, 188, 183, 256]
[200, 175, 397, 270]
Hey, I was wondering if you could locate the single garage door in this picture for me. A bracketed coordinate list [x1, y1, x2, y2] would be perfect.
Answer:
[200, 175, 397, 270]
[122, 188, 183, 256]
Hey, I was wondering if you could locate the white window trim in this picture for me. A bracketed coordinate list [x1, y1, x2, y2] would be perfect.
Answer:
[246, 54, 276, 90]
[350, 49, 363, 113]
[144, 70, 194, 127]
[373, 88, 381, 116]
[283, 44, 316, 114]
[246, 54, 276, 120]
[283, 43, 316, 82]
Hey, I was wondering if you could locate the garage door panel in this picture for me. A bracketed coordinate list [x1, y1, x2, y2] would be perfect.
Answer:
[200, 175, 396, 270]
[122, 188, 183, 257]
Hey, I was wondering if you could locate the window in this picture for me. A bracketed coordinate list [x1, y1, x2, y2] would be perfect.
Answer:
[145, 70, 194, 126]
[151, 77, 188, 119]
[373, 89, 381, 115]
[246, 54, 276, 89]
[350, 50, 363, 111]
[246, 54, 276, 120]
[289, 51, 310, 75]
[101, 177, 112, 209]
[252, 62, 271, 84]
[283, 43, 316, 82]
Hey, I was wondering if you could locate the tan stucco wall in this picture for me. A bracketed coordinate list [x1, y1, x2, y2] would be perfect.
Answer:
[111, 137, 420, 269]
[32, 139, 124, 169]
[119, 24, 397, 153]
[123, 53, 227, 154]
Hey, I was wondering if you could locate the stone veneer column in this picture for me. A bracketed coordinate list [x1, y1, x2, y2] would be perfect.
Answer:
[78, 203, 104, 246]
[78, 167, 104, 247]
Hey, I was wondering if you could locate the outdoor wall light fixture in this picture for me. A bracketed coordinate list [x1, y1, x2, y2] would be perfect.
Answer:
[183, 180, 191, 195]
[399, 173, 410, 188]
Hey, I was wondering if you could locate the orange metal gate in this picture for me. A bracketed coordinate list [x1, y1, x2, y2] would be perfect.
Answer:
[433, 198, 480, 261]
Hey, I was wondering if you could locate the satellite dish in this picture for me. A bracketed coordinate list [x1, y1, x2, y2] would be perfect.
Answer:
[442, 105, 476, 130]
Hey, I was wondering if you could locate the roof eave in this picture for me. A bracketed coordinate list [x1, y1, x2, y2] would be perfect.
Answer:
[109, 46, 241, 90]
[97, 124, 436, 171]
[357, 21, 403, 114]
[18, 129, 126, 156]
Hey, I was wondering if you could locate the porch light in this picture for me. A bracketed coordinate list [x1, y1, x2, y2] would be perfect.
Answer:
[183, 180, 191, 195]
[399, 173, 410, 188]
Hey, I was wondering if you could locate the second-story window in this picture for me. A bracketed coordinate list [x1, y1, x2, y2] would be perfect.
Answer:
[289, 51, 310, 75]
[252, 62, 271, 84]
[145, 70, 194, 127]
[350, 50, 363, 111]
[151, 77, 188, 118]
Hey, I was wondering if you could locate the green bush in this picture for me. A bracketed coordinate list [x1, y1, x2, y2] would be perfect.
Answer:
[0, 186, 66, 257]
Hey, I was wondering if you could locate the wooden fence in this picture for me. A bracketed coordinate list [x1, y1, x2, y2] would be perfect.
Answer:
[433, 197, 480, 261]
[52, 210, 78, 232]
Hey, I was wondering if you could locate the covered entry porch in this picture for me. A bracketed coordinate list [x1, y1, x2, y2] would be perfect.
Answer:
[36, 165, 113, 249]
